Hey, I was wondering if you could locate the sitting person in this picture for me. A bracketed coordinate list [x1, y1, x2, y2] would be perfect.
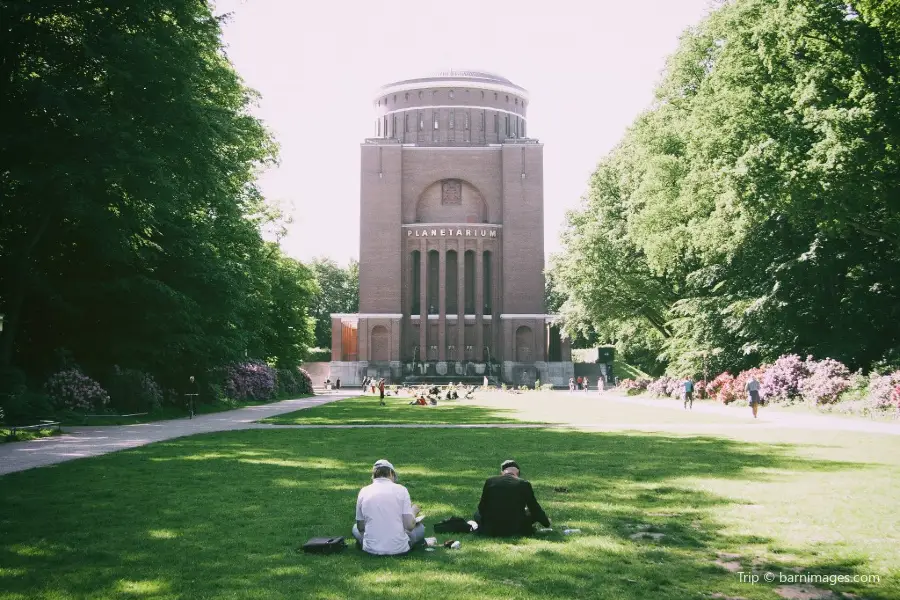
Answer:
[352, 459, 425, 555]
[473, 459, 550, 537]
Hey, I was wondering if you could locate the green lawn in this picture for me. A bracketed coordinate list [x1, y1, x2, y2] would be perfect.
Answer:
[262, 392, 742, 426]
[260, 394, 545, 425]
[2, 404, 898, 599]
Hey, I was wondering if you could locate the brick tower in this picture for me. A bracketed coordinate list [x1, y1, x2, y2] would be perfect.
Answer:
[330, 70, 572, 386]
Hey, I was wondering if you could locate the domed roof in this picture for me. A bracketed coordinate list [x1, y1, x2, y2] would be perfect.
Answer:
[378, 69, 527, 96]
[431, 69, 513, 85]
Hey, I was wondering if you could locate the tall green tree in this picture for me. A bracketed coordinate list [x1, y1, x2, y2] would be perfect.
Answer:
[308, 258, 359, 349]
[0, 1, 316, 389]
[551, 0, 900, 376]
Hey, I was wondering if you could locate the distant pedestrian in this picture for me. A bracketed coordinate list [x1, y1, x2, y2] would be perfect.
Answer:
[336, 378, 341, 390]
[583, 377, 590, 392]
[568, 378, 575, 393]
[598, 376, 605, 393]
[362, 376, 369, 392]
[379, 379, 386, 405]
[682, 377, 694, 410]
[576, 376, 583, 391]
[746, 376, 762, 418]
[483, 375, 489, 388]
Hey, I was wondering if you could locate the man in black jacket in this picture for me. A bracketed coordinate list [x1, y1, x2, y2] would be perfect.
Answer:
[474, 460, 550, 536]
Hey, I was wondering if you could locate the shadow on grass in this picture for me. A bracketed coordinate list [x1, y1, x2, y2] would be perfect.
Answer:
[259, 394, 540, 425]
[0, 428, 894, 600]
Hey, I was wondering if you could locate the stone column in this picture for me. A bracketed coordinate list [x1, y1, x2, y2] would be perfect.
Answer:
[438, 239, 446, 360]
[419, 239, 427, 362]
[475, 239, 484, 361]
[457, 243, 465, 363]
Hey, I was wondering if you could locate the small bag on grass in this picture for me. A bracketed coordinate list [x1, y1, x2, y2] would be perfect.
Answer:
[302, 536, 347, 554]
[433, 517, 474, 534]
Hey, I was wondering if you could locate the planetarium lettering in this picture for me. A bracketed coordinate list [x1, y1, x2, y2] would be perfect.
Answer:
[407, 228, 498, 238]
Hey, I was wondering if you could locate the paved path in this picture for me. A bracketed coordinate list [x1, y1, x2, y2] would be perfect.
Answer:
[0, 394, 350, 477]
[601, 392, 900, 435]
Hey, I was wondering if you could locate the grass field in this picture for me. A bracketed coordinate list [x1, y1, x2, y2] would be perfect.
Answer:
[262, 392, 742, 426]
[259, 394, 544, 425]
[2, 396, 898, 599]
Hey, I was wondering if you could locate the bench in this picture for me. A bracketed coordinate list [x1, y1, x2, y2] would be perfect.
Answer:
[81, 412, 148, 425]
[7, 420, 61, 437]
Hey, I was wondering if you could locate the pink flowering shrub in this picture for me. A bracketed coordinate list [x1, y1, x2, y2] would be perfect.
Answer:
[891, 384, 900, 408]
[799, 358, 851, 405]
[620, 378, 650, 395]
[223, 361, 277, 401]
[45, 369, 110, 412]
[648, 377, 678, 398]
[734, 367, 767, 403]
[706, 372, 736, 403]
[761, 354, 810, 402]
[866, 370, 900, 410]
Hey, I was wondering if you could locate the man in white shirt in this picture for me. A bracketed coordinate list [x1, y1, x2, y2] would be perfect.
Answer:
[352, 459, 425, 555]
[746, 376, 762, 419]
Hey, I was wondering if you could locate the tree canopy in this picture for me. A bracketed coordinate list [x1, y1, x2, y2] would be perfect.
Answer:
[550, 0, 900, 376]
[308, 258, 359, 350]
[0, 1, 317, 391]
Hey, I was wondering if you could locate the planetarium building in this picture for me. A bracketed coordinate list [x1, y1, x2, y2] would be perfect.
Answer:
[330, 70, 573, 386]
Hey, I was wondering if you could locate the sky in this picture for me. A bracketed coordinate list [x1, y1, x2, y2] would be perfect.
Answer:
[213, 0, 714, 266]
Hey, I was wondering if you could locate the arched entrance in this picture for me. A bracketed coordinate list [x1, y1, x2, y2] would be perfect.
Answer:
[371, 325, 390, 362]
[515, 326, 533, 362]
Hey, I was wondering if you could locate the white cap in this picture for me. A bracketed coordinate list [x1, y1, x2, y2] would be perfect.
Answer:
[373, 459, 395, 472]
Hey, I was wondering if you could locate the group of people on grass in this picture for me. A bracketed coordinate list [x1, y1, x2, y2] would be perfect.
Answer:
[353, 458, 549, 555]
[568, 376, 606, 392]
[680, 375, 764, 418]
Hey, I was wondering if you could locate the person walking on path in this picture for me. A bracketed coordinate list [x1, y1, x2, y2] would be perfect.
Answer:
[568, 378, 575, 393]
[746, 375, 762, 418]
[682, 377, 695, 410]
[379, 379, 386, 405]
[597, 376, 605, 394]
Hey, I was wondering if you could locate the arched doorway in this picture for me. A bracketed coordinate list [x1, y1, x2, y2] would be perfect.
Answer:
[515, 326, 533, 362]
[371, 325, 390, 362]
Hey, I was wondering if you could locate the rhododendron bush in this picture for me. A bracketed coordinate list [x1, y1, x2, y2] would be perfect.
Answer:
[45, 369, 110, 412]
[706, 372, 736, 404]
[620, 378, 650, 394]
[761, 355, 810, 402]
[799, 358, 850, 405]
[866, 371, 900, 410]
[223, 361, 277, 401]
[647, 376, 679, 398]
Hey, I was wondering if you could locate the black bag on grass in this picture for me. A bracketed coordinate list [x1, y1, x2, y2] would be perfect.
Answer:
[433, 517, 474, 534]
[302, 536, 347, 554]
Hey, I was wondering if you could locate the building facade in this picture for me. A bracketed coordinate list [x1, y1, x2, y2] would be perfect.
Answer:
[331, 70, 572, 386]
